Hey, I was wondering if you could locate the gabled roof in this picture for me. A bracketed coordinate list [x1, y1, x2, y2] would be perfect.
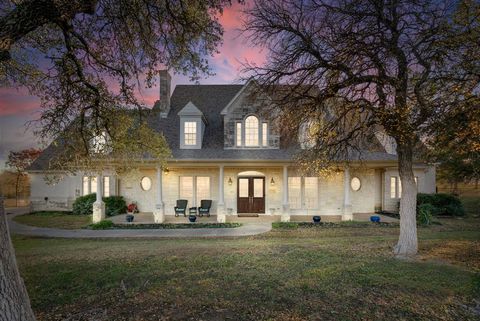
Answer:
[177, 101, 203, 117]
[29, 83, 400, 171]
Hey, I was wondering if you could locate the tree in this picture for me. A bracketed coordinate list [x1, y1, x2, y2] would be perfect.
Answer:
[0, 0, 238, 173]
[6, 148, 42, 207]
[243, 0, 480, 257]
[0, 198, 37, 321]
[0, 1, 239, 319]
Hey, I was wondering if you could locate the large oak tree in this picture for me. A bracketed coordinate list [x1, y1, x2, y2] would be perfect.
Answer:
[0, 1, 238, 319]
[243, 0, 480, 257]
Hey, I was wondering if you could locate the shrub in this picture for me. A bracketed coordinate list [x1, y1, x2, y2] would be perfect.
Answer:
[72, 193, 96, 215]
[72, 194, 127, 216]
[103, 196, 127, 216]
[417, 203, 435, 225]
[272, 222, 299, 229]
[417, 193, 465, 216]
[90, 220, 114, 230]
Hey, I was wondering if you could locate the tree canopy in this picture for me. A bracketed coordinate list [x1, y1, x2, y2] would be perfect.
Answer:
[243, 0, 480, 256]
[0, 0, 237, 173]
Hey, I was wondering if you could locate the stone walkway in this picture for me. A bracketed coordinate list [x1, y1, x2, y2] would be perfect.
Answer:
[5, 208, 272, 239]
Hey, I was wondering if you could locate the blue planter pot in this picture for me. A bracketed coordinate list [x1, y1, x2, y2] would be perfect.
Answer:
[188, 215, 197, 223]
[126, 214, 134, 223]
[313, 216, 321, 223]
[370, 215, 380, 223]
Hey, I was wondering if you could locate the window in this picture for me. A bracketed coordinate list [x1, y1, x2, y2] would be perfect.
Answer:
[83, 176, 111, 196]
[91, 176, 97, 194]
[184, 121, 197, 145]
[140, 176, 152, 191]
[350, 177, 361, 191]
[289, 177, 318, 210]
[262, 123, 268, 146]
[304, 177, 318, 209]
[196, 177, 211, 206]
[180, 176, 210, 207]
[288, 177, 302, 209]
[398, 178, 402, 198]
[83, 177, 89, 196]
[236, 122, 242, 146]
[104, 176, 110, 197]
[390, 177, 397, 198]
[245, 116, 259, 146]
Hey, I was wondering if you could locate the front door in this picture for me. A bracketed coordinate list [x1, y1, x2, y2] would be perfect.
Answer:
[237, 177, 265, 213]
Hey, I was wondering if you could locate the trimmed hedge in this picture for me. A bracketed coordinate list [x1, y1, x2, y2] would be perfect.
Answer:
[417, 193, 465, 217]
[72, 194, 127, 216]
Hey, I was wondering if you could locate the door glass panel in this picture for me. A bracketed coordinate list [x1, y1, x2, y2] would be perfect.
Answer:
[239, 178, 249, 197]
[253, 179, 263, 197]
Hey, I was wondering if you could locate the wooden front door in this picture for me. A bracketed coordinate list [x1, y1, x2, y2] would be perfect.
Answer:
[237, 177, 265, 213]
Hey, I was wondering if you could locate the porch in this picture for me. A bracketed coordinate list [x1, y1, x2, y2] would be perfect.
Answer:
[109, 212, 398, 225]
[92, 163, 364, 223]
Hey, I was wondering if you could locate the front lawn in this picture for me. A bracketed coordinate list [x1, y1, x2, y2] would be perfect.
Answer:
[13, 211, 91, 229]
[13, 217, 480, 321]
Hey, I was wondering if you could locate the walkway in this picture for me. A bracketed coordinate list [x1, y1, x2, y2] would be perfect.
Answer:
[5, 208, 272, 239]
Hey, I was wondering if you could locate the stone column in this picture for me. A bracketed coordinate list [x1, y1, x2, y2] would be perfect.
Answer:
[281, 165, 290, 222]
[343, 167, 353, 221]
[153, 167, 165, 223]
[217, 165, 226, 223]
[92, 174, 105, 223]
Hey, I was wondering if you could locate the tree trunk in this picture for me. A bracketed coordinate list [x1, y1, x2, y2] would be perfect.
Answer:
[0, 198, 37, 321]
[393, 142, 418, 258]
[15, 174, 20, 207]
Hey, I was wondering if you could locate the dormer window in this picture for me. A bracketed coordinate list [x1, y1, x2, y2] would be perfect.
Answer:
[245, 116, 259, 146]
[184, 121, 197, 145]
[235, 115, 269, 148]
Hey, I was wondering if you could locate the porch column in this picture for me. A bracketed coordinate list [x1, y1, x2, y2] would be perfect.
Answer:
[92, 173, 105, 223]
[343, 167, 353, 221]
[217, 165, 226, 223]
[153, 166, 165, 223]
[281, 165, 290, 222]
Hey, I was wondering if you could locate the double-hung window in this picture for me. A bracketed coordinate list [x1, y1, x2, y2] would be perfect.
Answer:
[288, 177, 319, 210]
[82, 176, 110, 196]
[184, 121, 197, 145]
[179, 176, 211, 207]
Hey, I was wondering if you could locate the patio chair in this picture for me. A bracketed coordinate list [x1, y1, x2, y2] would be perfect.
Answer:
[174, 199, 188, 217]
[198, 200, 212, 217]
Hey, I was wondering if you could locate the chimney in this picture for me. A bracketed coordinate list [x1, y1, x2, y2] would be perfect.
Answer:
[153, 70, 171, 118]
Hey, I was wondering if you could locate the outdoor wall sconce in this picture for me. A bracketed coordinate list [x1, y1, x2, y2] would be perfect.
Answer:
[228, 177, 233, 185]
[270, 177, 275, 186]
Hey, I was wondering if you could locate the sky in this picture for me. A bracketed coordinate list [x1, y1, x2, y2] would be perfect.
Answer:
[0, 2, 266, 169]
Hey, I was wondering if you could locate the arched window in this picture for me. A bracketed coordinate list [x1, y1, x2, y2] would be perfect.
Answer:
[245, 116, 259, 146]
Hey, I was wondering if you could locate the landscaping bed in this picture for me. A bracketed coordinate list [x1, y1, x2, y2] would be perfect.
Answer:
[87, 221, 242, 230]
[13, 211, 91, 229]
[273, 221, 399, 229]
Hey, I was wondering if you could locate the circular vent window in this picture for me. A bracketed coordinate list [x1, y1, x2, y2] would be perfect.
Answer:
[140, 177, 152, 191]
[350, 177, 361, 191]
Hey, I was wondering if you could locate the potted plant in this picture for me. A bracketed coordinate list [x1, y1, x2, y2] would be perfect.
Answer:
[127, 202, 139, 214]
[312, 215, 321, 223]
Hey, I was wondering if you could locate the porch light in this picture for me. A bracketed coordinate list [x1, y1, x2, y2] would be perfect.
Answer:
[228, 177, 233, 185]
[270, 177, 275, 186]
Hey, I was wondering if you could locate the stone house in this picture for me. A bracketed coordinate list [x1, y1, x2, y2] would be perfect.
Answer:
[28, 71, 436, 223]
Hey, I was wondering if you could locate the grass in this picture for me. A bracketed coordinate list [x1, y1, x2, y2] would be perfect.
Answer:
[460, 196, 480, 217]
[13, 211, 91, 229]
[13, 216, 480, 321]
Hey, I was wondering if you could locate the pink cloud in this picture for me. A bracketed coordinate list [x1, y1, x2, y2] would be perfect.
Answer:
[0, 88, 41, 117]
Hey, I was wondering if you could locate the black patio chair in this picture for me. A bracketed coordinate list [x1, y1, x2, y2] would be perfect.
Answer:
[174, 199, 188, 217]
[198, 200, 212, 217]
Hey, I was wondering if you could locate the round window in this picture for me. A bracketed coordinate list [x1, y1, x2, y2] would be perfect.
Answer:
[140, 177, 152, 191]
[350, 177, 361, 191]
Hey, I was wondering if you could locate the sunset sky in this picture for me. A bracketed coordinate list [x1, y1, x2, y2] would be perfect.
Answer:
[0, 2, 265, 169]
